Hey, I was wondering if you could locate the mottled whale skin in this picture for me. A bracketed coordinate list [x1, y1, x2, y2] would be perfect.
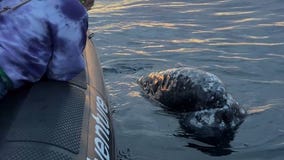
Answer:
[138, 67, 247, 143]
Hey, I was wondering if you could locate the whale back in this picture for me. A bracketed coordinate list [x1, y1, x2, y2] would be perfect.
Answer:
[138, 67, 229, 111]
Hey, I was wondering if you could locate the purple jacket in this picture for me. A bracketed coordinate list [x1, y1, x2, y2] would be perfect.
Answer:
[0, 0, 88, 88]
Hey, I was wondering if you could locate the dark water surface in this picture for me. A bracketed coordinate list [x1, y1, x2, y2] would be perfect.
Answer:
[88, 0, 284, 159]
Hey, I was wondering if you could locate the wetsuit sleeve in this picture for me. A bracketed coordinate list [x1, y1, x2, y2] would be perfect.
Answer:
[46, 0, 88, 81]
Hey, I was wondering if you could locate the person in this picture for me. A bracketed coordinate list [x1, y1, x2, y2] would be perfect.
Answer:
[0, 0, 90, 99]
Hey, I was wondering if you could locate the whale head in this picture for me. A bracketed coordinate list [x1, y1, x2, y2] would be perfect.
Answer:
[180, 101, 247, 146]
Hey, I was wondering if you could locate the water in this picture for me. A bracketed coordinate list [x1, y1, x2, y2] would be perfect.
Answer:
[88, 0, 284, 159]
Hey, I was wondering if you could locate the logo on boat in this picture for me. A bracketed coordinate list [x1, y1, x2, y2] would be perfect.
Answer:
[87, 96, 111, 160]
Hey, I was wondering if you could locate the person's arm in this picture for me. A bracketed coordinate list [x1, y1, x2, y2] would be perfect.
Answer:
[46, 0, 88, 81]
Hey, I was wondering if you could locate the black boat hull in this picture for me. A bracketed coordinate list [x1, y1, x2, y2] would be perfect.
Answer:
[0, 35, 115, 160]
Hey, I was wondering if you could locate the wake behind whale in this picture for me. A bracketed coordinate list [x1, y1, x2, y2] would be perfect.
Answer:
[137, 67, 247, 146]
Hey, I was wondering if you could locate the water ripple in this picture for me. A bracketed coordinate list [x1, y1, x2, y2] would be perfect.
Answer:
[240, 79, 284, 85]
[158, 48, 218, 54]
[93, 21, 202, 33]
[187, 1, 231, 6]
[218, 56, 270, 61]
[245, 35, 269, 39]
[170, 38, 227, 44]
[247, 104, 275, 114]
[90, 0, 151, 14]
[233, 18, 264, 23]
[179, 9, 204, 13]
[213, 11, 256, 16]
[209, 42, 284, 46]
[267, 53, 284, 58]
[213, 25, 241, 31]
[257, 22, 284, 27]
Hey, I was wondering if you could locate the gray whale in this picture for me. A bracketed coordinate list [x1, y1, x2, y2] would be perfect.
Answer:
[138, 67, 247, 144]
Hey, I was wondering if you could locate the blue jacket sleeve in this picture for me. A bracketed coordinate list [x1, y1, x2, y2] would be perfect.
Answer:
[46, 0, 88, 81]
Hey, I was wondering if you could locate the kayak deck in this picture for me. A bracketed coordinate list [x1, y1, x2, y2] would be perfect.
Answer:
[0, 73, 88, 159]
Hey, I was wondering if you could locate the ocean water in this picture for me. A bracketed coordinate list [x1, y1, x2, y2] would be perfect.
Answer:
[88, 0, 284, 159]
